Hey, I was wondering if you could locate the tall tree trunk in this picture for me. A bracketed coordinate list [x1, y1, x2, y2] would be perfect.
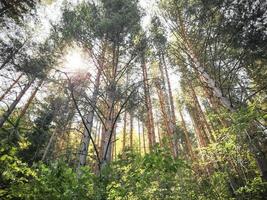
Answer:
[77, 69, 101, 169]
[101, 117, 113, 168]
[42, 131, 56, 161]
[94, 121, 99, 143]
[14, 79, 43, 127]
[176, 10, 234, 112]
[162, 55, 177, 128]
[155, 81, 177, 157]
[111, 124, 117, 161]
[157, 121, 162, 146]
[96, 123, 101, 151]
[187, 104, 209, 148]
[130, 111, 133, 148]
[0, 79, 33, 128]
[189, 83, 215, 142]
[187, 40, 267, 179]
[178, 109, 195, 160]
[123, 111, 127, 151]
[137, 117, 141, 153]
[0, 73, 23, 101]
[162, 56, 179, 154]
[141, 56, 155, 150]
[100, 81, 116, 169]
[142, 122, 147, 154]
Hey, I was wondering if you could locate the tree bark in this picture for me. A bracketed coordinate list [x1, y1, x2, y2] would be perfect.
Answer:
[141, 56, 155, 150]
[42, 131, 56, 161]
[155, 81, 176, 156]
[0, 79, 33, 128]
[137, 117, 141, 153]
[178, 109, 195, 160]
[77, 68, 101, 169]
[0, 73, 23, 101]
[142, 122, 147, 154]
[130, 111, 133, 148]
[122, 111, 127, 151]
[14, 79, 43, 127]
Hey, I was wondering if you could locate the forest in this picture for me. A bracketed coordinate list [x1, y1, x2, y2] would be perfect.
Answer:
[0, 0, 266, 199]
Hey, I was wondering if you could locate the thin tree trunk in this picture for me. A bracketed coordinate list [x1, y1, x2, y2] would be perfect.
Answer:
[142, 122, 147, 154]
[163, 56, 178, 150]
[42, 131, 56, 161]
[162, 55, 177, 125]
[114, 126, 117, 161]
[157, 57, 178, 155]
[138, 117, 141, 153]
[0, 79, 33, 128]
[178, 109, 195, 160]
[157, 121, 162, 146]
[14, 79, 43, 127]
[141, 56, 155, 149]
[97, 123, 101, 151]
[187, 104, 208, 148]
[94, 120, 99, 143]
[112, 124, 117, 161]
[123, 111, 127, 151]
[0, 73, 23, 101]
[155, 81, 176, 157]
[189, 84, 215, 142]
[130, 112, 133, 148]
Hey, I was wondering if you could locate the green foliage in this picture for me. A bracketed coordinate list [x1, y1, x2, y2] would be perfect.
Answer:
[0, 146, 36, 199]
[1, 143, 266, 199]
[106, 147, 231, 200]
[236, 177, 267, 200]
[61, 0, 141, 46]
[10, 162, 95, 200]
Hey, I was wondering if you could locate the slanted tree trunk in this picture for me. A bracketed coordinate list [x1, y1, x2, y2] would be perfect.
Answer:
[177, 5, 267, 175]
[187, 46, 267, 179]
[0, 73, 23, 101]
[189, 84, 215, 142]
[176, 10, 234, 112]
[14, 79, 43, 127]
[178, 109, 195, 160]
[187, 104, 209, 148]
[0, 79, 33, 128]
[42, 131, 56, 161]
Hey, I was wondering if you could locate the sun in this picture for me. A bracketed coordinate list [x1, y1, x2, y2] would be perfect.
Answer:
[61, 46, 89, 73]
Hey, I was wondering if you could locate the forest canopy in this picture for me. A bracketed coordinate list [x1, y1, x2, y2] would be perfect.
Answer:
[0, 0, 266, 199]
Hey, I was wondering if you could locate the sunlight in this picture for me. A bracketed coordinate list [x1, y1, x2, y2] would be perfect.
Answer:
[61, 47, 89, 73]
